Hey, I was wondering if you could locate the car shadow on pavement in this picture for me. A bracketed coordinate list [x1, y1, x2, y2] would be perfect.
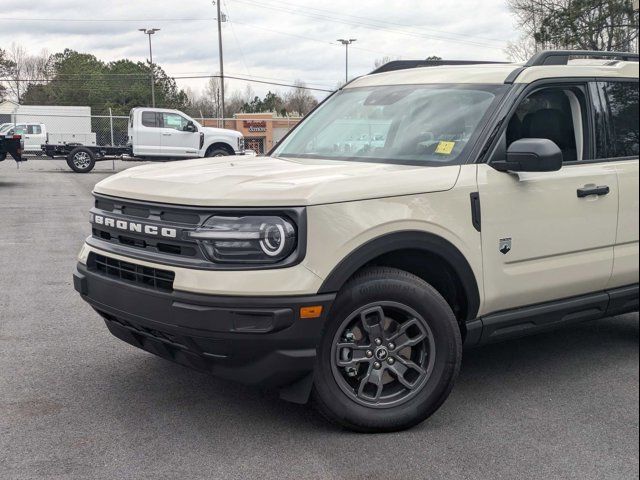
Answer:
[94, 314, 638, 436]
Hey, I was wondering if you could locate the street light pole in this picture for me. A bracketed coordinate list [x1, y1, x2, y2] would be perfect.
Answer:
[337, 38, 357, 83]
[139, 28, 160, 107]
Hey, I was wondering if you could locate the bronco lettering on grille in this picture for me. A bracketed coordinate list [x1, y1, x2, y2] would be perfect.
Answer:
[91, 213, 177, 239]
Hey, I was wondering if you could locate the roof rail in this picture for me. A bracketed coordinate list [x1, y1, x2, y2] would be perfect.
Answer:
[503, 50, 639, 84]
[370, 59, 507, 75]
[525, 50, 639, 66]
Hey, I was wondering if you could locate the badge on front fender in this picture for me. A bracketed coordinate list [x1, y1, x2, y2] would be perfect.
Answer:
[499, 237, 512, 255]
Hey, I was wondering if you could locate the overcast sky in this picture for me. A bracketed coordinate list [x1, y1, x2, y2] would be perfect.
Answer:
[1, 0, 520, 99]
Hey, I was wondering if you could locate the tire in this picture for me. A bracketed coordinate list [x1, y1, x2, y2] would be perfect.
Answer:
[66, 147, 96, 173]
[205, 146, 231, 157]
[312, 267, 462, 433]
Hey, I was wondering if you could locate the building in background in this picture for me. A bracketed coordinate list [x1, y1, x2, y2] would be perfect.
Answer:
[203, 112, 302, 154]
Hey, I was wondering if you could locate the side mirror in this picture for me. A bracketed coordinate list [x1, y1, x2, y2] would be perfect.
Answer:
[492, 138, 563, 173]
[184, 121, 197, 133]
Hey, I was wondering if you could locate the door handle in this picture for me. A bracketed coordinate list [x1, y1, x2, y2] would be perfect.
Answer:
[162, 133, 172, 136]
[577, 185, 610, 198]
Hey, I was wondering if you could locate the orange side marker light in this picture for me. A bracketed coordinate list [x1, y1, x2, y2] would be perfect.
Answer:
[300, 306, 323, 319]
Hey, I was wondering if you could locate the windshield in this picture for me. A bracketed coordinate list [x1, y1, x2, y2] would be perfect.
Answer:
[273, 84, 506, 166]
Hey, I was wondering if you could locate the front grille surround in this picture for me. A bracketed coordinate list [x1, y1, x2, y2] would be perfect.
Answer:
[88, 253, 175, 291]
[89, 194, 307, 271]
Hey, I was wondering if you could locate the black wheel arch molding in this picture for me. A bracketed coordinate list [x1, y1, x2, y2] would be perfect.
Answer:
[317, 230, 481, 321]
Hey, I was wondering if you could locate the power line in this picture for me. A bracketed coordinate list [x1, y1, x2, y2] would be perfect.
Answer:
[0, 17, 217, 22]
[245, 0, 507, 45]
[0, 70, 335, 88]
[232, 0, 505, 50]
[179, 74, 333, 92]
[0, 74, 334, 92]
[223, 0, 252, 77]
[228, 18, 405, 59]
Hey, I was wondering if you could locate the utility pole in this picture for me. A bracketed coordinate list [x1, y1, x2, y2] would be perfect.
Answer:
[214, 1, 226, 124]
[337, 38, 357, 83]
[139, 28, 160, 107]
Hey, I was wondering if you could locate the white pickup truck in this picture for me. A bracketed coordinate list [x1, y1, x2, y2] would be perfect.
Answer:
[1, 122, 97, 153]
[43, 107, 245, 172]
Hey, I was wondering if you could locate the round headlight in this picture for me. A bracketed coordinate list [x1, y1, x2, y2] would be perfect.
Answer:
[189, 215, 297, 264]
[260, 223, 286, 257]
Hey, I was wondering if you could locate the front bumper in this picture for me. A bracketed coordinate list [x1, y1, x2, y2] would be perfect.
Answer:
[74, 263, 335, 388]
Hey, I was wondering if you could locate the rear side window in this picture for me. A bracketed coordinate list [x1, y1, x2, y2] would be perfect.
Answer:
[28, 125, 42, 135]
[593, 81, 639, 158]
[141, 112, 160, 128]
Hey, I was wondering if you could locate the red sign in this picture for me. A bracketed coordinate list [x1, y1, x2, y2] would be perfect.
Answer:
[243, 120, 267, 133]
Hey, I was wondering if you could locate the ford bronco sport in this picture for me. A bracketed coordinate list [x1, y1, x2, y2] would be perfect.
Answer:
[73, 50, 639, 432]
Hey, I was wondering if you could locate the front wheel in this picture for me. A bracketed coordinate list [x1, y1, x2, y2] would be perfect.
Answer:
[205, 147, 231, 157]
[66, 147, 96, 173]
[312, 267, 462, 432]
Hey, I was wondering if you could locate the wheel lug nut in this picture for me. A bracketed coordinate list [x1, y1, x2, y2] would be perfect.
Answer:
[388, 343, 395, 350]
[365, 350, 373, 358]
[374, 338, 382, 346]
[373, 362, 382, 369]
[387, 357, 395, 365]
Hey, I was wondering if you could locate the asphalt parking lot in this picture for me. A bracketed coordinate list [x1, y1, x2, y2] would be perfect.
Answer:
[1, 158, 638, 480]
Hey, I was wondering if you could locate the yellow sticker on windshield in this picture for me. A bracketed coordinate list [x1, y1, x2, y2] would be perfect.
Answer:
[435, 141, 456, 155]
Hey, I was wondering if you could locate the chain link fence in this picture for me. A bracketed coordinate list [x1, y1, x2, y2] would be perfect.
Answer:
[0, 109, 301, 156]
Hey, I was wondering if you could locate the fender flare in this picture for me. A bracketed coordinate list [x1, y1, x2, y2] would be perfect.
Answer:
[204, 141, 235, 155]
[318, 231, 480, 320]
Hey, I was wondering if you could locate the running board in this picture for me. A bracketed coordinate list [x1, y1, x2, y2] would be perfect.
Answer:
[465, 284, 638, 346]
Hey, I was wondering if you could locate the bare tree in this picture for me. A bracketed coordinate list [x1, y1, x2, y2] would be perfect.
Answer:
[203, 77, 228, 118]
[505, 35, 539, 61]
[373, 56, 393, 69]
[284, 81, 318, 116]
[506, 0, 639, 55]
[226, 84, 255, 117]
[184, 77, 231, 119]
[2, 43, 50, 102]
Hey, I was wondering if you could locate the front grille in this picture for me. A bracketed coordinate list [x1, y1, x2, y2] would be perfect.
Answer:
[88, 253, 175, 291]
[91, 196, 206, 262]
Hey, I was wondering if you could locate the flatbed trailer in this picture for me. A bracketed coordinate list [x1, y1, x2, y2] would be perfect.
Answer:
[0, 134, 25, 164]
[42, 143, 132, 173]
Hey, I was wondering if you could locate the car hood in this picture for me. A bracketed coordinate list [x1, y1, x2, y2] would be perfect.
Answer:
[93, 156, 461, 207]
[200, 126, 241, 138]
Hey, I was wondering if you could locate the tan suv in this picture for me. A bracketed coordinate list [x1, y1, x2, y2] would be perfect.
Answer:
[73, 50, 639, 432]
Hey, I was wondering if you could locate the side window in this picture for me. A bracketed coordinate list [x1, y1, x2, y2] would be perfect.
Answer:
[28, 125, 42, 135]
[141, 112, 159, 128]
[14, 125, 27, 135]
[599, 81, 639, 158]
[504, 86, 588, 162]
[162, 113, 188, 131]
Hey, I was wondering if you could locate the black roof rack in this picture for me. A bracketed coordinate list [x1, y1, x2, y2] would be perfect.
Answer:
[370, 59, 507, 75]
[525, 50, 639, 66]
[504, 50, 639, 84]
[524, 50, 638, 67]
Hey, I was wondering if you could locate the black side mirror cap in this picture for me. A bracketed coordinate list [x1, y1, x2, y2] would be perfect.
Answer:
[184, 121, 197, 132]
[492, 138, 563, 173]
